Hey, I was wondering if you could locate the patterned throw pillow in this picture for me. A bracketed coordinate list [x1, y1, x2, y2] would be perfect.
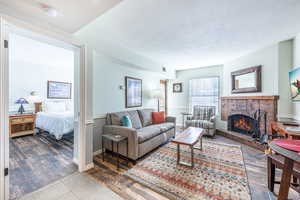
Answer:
[121, 115, 133, 128]
[152, 112, 166, 124]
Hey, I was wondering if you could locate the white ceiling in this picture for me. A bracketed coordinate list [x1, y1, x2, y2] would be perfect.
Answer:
[0, 0, 122, 33]
[75, 0, 300, 70]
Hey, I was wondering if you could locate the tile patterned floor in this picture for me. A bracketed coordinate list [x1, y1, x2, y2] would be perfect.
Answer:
[19, 172, 122, 200]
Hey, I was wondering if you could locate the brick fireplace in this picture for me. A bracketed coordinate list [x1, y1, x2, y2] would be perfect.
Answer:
[228, 114, 259, 137]
[217, 96, 279, 149]
[221, 96, 279, 134]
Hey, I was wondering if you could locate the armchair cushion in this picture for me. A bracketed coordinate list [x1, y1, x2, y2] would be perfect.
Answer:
[193, 105, 215, 121]
[185, 120, 214, 129]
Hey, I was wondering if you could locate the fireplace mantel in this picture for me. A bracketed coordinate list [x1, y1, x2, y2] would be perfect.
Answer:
[221, 96, 279, 100]
[221, 95, 279, 133]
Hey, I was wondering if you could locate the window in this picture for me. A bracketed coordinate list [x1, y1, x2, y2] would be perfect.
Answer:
[189, 77, 219, 113]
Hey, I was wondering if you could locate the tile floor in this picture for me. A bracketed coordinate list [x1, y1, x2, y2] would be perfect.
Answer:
[19, 172, 122, 200]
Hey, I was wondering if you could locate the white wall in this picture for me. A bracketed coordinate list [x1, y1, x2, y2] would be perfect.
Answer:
[293, 34, 300, 120]
[93, 51, 166, 118]
[278, 40, 293, 118]
[9, 33, 74, 112]
[223, 44, 279, 96]
[222, 40, 294, 120]
[168, 65, 223, 126]
[92, 50, 169, 152]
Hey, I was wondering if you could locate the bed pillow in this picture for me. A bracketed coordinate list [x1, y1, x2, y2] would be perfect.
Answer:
[44, 101, 66, 113]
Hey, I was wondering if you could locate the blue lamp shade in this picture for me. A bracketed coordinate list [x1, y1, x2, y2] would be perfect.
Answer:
[15, 98, 29, 104]
[15, 98, 29, 114]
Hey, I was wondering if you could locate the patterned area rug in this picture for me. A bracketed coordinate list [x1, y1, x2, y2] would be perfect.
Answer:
[124, 141, 251, 200]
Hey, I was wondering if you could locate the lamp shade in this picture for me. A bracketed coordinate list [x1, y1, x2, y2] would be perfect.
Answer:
[150, 89, 163, 99]
[15, 98, 29, 104]
[28, 91, 42, 103]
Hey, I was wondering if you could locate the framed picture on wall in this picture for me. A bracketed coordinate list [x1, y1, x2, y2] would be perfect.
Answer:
[47, 81, 72, 99]
[173, 83, 183, 93]
[125, 76, 142, 108]
[289, 67, 300, 101]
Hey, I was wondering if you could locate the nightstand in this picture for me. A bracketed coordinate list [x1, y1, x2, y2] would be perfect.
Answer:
[9, 114, 36, 138]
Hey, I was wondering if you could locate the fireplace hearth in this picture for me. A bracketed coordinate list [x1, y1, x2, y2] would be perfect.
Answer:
[228, 114, 260, 138]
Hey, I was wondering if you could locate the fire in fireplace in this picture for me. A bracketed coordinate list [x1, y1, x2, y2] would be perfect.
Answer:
[234, 118, 253, 132]
[228, 114, 260, 138]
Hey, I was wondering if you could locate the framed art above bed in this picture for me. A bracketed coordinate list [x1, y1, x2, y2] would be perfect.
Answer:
[47, 81, 72, 99]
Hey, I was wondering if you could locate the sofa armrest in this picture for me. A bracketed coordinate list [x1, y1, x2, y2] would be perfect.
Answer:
[103, 125, 139, 160]
[166, 116, 176, 124]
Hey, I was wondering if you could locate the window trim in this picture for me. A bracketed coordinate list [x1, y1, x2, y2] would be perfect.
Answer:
[188, 76, 220, 114]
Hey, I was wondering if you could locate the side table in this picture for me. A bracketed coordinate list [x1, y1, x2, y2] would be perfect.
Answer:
[181, 112, 192, 129]
[102, 134, 128, 170]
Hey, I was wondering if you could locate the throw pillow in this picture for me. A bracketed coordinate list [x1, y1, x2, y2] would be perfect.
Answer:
[152, 112, 166, 124]
[121, 115, 133, 128]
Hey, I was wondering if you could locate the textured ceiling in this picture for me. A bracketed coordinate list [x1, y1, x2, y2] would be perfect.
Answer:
[0, 0, 122, 33]
[76, 0, 300, 69]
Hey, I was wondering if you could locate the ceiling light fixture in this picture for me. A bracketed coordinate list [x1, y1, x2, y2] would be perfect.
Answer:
[38, 2, 59, 17]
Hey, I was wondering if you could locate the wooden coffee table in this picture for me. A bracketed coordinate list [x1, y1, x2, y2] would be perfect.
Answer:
[172, 127, 204, 168]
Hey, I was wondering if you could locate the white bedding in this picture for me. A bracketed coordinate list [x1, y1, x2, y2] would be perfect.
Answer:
[36, 111, 74, 140]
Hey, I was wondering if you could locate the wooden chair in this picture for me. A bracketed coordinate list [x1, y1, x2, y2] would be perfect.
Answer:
[268, 154, 300, 195]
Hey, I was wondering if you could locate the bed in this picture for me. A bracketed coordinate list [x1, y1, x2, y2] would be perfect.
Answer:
[36, 101, 74, 140]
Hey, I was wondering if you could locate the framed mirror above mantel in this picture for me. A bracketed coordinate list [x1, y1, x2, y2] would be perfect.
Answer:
[231, 65, 262, 93]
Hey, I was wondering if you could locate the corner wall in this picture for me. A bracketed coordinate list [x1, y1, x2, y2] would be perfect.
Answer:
[222, 41, 294, 120]
[293, 34, 300, 120]
[92, 51, 171, 153]
[223, 44, 279, 97]
[168, 65, 224, 127]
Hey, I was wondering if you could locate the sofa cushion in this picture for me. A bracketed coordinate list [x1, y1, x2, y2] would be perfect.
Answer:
[110, 111, 128, 126]
[127, 110, 142, 129]
[152, 112, 166, 124]
[110, 110, 142, 129]
[138, 109, 154, 127]
[121, 115, 132, 128]
[137, 122, 175, 143]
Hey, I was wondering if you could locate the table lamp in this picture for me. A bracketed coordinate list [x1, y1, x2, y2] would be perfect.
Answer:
[15, 98, 29, 114]
[28, 91, 42, 113]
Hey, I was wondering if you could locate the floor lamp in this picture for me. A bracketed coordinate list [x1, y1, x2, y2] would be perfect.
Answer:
[151, 89, 163, 112]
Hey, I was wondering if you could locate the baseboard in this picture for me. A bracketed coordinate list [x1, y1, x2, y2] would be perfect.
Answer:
[73, 158, 79, 165]
[93, 149, 102, 156]
[84, 162, 94, 171]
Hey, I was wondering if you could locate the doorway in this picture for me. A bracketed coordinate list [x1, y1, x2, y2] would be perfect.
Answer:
[0, 19, 86, 200]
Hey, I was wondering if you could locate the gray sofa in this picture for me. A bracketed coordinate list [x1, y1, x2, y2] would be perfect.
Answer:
[103, 109, 176, 160]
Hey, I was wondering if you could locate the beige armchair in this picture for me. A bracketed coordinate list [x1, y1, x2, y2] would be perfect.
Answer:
[185, 105, 216, 137]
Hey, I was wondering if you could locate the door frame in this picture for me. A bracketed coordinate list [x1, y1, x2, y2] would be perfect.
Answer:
[0, 18, 88, 200]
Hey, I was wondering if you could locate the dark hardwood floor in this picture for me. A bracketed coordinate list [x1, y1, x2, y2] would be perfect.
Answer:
[9, 132, 77, 200]
[87, 133, 300, 200]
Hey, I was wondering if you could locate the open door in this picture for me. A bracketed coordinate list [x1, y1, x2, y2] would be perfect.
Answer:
[0, 17, 9, 200]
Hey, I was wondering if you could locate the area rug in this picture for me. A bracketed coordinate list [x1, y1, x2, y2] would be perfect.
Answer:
[124, 141, 251, 200]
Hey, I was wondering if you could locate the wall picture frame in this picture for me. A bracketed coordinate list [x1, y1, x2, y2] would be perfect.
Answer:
[231, 65, 262, 94]
[289, 67, 300, 101]
[125, 76, 142, 108]
[173, 83, 182, 93]
[47, 81, 72, 99]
